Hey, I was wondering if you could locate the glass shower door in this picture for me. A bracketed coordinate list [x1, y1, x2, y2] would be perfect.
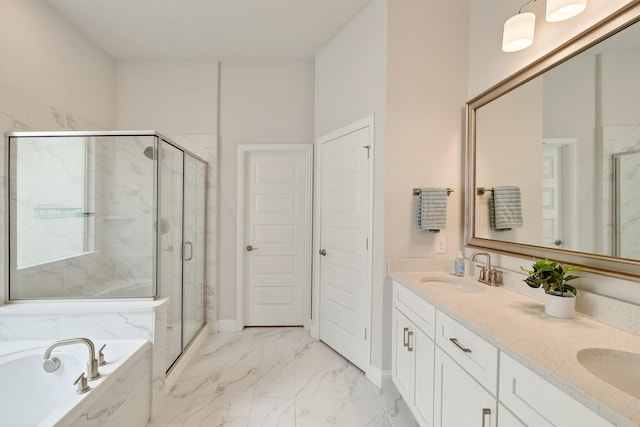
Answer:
[159, 140, 184, 371]
[614, 149, 640, 259]
[182, 155, 206, 347]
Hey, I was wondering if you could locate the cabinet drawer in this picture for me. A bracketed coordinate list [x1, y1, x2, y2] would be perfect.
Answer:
[435, 310, 498, 395]
[499, 353, 613, 427]
[393, 281, 436, 339]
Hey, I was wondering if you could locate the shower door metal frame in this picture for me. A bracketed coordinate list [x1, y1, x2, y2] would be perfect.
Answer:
[612, 148, 640, 258]
[4, 130, 209, 304]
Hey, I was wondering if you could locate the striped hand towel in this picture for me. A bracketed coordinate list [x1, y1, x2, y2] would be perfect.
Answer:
[417, 188, 447, 232]
[490, 186, 523, 230]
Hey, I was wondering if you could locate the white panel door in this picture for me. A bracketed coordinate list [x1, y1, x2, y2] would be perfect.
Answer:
[542, 145, 564, 248]
[319, 126, 371, 371]
[244, 148, 311, 326]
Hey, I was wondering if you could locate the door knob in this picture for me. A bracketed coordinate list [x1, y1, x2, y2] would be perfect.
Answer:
[319, 249, 327, 256]
[554, 239, 563, 246]
[246, 245, 258, 252]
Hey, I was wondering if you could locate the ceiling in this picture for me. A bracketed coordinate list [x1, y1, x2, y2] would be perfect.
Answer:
[44, 0, 373, 61]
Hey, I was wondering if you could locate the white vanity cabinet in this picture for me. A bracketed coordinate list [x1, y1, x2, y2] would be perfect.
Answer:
[498, 353, 613, 427]
[434, 310, 498, 427]
[434, 347, 497, 427]
[392, 283, 436, 427]
[391, 279, 617, 427]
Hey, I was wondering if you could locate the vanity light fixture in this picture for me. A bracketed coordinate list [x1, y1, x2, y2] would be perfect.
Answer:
[502, 0, 538, 52]
[546, 0, 587, 22]
[502, 0, 588, 52]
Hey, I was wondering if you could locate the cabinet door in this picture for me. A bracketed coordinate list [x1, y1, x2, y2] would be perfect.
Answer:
[392, 308, 413, 398]
[413, 327, 435, 427]
[498, 403, 526, 427]
[499, 353, 613, 427]
[434, 347, 496, 427]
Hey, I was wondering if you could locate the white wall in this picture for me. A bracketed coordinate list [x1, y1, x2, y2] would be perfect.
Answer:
[386, 0, 470, 258]
[315, 0, 387, 372]
[116, 61, 219, 136]
[218, 61, 315, 323]
[0, 0, 115, 131]
[384, 0, 470, 372]
[116, 60, 219, 327]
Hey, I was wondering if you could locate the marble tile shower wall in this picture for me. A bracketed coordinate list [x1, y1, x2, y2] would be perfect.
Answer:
[0, 82, 104, 302]
[9, 134, 156, 298]
[102, 135, 155, 295]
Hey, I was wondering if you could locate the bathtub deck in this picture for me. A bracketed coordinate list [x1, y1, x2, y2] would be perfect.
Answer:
[148, 327, 418, 426]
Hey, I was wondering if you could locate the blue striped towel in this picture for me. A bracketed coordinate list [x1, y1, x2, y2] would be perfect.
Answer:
[417, 188, 447, 232]
[490, 186, 523, 230]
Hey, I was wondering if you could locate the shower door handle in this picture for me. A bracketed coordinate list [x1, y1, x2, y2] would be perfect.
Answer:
[246, 245, 258, 252]
[183, 242, 193, 261]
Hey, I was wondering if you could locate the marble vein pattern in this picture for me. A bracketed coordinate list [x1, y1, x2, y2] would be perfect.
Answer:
[149, 327, 418, 427]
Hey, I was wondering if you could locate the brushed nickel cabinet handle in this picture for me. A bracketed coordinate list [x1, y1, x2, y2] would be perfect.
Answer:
[482, 408, 491, 427]
[407, 331, 414, 352]
[450, 337, 472, 353]
[403, 327, 409, 347]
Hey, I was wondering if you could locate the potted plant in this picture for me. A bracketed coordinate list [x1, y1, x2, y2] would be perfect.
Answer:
[521, 259, 582, 318]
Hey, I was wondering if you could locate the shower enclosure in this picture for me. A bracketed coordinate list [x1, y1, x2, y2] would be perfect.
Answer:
[7, 131, 207, 370]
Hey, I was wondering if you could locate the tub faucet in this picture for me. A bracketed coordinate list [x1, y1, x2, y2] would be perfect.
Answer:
[471, 251, 501, 286]
[43, 337, 101, 381]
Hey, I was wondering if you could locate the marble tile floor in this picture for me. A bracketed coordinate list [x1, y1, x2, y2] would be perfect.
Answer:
[149, 327, 419, 427]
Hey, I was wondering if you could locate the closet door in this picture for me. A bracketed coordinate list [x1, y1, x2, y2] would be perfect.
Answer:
[182, 155, 206, 348]
[159, 140, 184, 372]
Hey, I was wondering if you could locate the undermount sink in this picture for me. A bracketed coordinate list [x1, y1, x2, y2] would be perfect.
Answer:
[420, 274, 486, 293]
[577, 348, 640, 400]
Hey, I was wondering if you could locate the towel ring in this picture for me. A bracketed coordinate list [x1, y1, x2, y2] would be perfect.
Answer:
[413, 188, 454, 196]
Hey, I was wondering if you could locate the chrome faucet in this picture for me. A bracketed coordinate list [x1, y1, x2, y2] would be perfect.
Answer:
[43, 338, 101, 381]
[471, 251, 501, 286]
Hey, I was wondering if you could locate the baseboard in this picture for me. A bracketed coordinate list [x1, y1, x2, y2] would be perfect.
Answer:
[366, 365, 391, 388]
[215, 319, 238, 332]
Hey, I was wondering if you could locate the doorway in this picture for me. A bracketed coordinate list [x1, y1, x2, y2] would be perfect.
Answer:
[541, 138, 577, 250]
[316, 117, 374, 372]
[236, 145, 312, 329]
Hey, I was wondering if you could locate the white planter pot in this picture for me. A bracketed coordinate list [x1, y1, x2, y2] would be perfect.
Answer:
[544, 292, 576, 319]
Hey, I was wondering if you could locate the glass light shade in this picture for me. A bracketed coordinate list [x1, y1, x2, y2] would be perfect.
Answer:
[502, 12, 536, 53]
[546, 0, 587, 22]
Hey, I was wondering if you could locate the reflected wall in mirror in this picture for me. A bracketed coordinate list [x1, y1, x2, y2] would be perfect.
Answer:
[467, 3, 640, 278]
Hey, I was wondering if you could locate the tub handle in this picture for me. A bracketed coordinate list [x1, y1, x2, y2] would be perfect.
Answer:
[74, 373, 90, 394]
[98, 344, 107, 366]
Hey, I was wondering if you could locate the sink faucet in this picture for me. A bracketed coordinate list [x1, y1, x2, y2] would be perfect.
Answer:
[471, 251, 501, 286]
[43, 338, 101, 381]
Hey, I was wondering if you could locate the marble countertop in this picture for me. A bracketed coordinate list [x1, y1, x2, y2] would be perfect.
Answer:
[390, 271, 640, 427]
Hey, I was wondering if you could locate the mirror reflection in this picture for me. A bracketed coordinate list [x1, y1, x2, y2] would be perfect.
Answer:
[473, 18, 640, 262]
